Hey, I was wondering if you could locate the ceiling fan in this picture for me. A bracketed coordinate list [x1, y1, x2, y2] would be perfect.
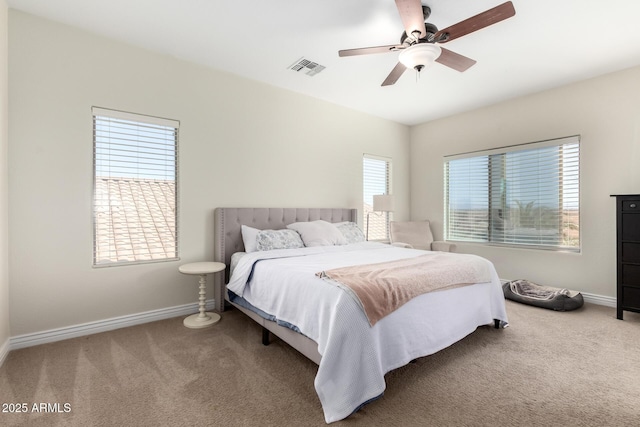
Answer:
[339, 0, 516, 86]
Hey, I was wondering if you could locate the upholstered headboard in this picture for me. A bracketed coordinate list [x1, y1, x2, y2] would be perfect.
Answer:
[213, 207, 358, 311]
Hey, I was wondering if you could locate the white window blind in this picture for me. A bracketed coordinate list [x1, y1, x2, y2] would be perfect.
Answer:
[92, 107, 179, 266]
[444, 136, 580, 251]
[363, 154, 391, 240]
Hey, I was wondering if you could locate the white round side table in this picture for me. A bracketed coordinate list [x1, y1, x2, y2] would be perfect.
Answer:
[178, 261, 226, 329]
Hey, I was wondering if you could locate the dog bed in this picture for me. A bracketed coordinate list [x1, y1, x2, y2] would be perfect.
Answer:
[502, 279, 584, 311]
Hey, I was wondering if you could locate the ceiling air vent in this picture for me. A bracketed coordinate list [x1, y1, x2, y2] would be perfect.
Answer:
[288, 57, 325, 76]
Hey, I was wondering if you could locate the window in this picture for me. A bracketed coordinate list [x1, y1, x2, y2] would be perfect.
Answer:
[363, 154, 392, 240]
[444, 136, 579, 251]
[93, 107, 179, 266]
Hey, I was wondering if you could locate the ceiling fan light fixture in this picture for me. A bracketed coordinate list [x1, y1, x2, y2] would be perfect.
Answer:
[398, 44, 442, 72]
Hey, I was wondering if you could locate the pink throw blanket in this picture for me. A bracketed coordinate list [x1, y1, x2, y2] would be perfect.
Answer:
[316, 253, 491, 326]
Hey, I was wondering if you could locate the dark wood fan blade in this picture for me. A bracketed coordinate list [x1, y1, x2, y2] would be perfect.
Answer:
[434, 1, 516, 43]
[435, 48, 477, 72]
[381, 62, 407, 86]
[339, 44, 402, 57]
[395, 0, 427, 39]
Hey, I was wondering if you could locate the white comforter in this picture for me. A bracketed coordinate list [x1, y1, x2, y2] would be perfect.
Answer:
[227, 242, 508, 423]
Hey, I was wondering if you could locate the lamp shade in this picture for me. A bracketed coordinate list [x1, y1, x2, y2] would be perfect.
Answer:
[373, 194, 394, 212]
[398, 44, 442, 72]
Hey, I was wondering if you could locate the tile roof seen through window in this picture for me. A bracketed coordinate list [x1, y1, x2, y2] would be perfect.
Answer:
[94, 178, 177, 265]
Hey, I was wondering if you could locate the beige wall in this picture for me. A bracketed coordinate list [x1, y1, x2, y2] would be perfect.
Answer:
[0, 0, 9, 354]
[8, 11, 410, 336]
[411, 66, 640, 298]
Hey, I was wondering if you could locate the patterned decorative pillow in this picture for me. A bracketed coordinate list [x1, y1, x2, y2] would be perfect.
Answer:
[256, 229, 304, 251]
[335, 222, 366, 244]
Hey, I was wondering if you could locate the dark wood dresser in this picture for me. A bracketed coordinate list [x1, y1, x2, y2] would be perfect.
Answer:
[611, 194, 640, 319]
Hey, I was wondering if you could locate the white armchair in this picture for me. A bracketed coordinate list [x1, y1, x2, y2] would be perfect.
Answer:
[389, 220, 456, 252]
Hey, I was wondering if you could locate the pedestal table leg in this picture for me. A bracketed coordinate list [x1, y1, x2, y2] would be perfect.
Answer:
[183, 273, 221, 329]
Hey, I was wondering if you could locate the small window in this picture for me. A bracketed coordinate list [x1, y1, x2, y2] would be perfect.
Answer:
[92, 107, 179, 266]
[444, 136, 580, 252]
[363, 154, 392, 241]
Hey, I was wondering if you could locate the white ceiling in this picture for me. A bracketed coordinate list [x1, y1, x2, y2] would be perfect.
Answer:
[7, 0, 640, 126]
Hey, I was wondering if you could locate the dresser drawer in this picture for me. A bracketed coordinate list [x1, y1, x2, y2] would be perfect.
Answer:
[622, 214, 640, 241]
[622, 242, 640, 262]
[621, 264, 640, 286]
[622, 200, 640, 211]
[623, 286, 640, 310]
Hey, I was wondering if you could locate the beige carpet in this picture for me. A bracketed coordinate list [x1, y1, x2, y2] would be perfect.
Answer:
[1, 301, 639, 426]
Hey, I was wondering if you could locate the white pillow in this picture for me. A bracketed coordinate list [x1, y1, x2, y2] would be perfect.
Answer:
[286, 220, 347, 247]
[241, 225, 260, 253]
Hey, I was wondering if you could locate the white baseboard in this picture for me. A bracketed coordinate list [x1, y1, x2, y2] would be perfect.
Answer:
[9, 299, 216, 351]
[582, 292, 616, 307]
[0, 337, 9, 366]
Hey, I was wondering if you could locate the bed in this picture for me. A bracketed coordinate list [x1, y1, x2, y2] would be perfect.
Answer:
[213, 207, 508, 423]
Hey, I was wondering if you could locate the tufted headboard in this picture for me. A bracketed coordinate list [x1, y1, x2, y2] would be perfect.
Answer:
[213, 207, 358, 311]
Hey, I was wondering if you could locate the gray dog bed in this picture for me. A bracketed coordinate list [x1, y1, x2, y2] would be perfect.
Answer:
[502, 279, 584, 311]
